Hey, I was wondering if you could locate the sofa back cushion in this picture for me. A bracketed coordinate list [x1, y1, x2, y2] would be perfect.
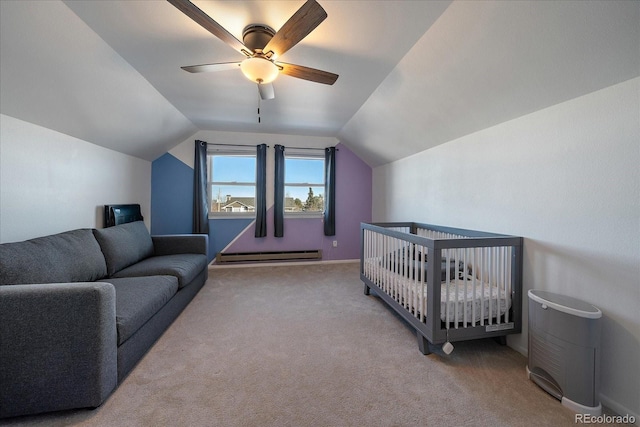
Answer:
[92, 221, 154, 276]
[0, 229, 107, 285]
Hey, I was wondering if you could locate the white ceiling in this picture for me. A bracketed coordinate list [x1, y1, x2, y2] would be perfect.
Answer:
[1, 1, 638, 165]
[339, 0, 640, 166]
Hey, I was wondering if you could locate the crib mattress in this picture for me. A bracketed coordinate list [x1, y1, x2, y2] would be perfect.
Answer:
[438, 279, 510, 323]
[403, 277, 510, 323]
[364, 260, 510, 323]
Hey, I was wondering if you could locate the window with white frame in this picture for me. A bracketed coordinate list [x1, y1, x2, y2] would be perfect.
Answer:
[284, 154, 325, 214]
[208, 151, 256, 216]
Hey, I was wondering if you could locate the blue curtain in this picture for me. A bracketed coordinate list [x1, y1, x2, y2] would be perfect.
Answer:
[193, 140, 209, 234]
[274, 144, 285, 237]
[324, 147, 336, 236]
[255, 144, 267, 238]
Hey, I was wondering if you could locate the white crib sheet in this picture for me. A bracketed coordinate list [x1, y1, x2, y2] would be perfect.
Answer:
[364, 259, 510, 323]
[438, 278, 510, 323]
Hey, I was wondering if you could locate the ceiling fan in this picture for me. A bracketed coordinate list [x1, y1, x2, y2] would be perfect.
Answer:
[167, 0, 339, 100]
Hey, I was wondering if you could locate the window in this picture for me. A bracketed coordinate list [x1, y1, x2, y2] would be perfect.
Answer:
[284, 155, 325, 214]
[208, 152, 256, 216]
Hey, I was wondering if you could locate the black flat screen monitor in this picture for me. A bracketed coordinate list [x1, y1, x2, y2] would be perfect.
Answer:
[104, 204, 143, 227]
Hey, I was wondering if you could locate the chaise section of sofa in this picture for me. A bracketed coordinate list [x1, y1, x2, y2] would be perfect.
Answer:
[0, 222, 208, 418]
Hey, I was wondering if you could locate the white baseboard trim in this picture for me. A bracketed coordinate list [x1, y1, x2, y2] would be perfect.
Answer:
[209, 258, 359, 269]
[598, 393, 639, 424]
[508, 342, 528, 357]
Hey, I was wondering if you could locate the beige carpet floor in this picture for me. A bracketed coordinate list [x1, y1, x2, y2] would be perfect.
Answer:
[1, 262, 624, 426]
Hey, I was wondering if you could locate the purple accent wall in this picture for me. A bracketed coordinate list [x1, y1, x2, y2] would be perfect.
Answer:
[225, 143, 372, 260]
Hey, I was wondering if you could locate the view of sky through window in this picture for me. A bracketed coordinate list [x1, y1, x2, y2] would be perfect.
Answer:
[209, 153, 325, 213]
[210, 155, 255, 201]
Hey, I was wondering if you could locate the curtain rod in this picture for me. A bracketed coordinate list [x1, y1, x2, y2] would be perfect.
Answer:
[207, 143, 269, 148]
[279, 146, 338, 151]
[205, 143, 337, 151]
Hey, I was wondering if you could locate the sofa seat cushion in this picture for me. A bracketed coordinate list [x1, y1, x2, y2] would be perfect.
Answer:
[0, 229, 107, 285]
[111, 254, 207, 289]
[93, 221, 154, 276]
[109, 276, 178, 345]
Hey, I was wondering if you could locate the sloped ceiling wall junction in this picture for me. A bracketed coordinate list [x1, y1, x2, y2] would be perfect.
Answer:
[0, 0, 197, 161]
[0, 0, 453, 160]
[338, 1, 640, 166]
[4, 2, 636, 165]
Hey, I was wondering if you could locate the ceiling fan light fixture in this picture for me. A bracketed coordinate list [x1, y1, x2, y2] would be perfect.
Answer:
[240, 57, 279, 84]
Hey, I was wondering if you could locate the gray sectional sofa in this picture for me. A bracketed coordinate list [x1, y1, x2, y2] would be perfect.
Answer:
[0, 221, 209, 418]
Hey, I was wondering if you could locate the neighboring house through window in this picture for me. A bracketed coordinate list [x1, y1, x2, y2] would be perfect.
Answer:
[208, 148, 325, 218]
[208, 150, 256, 217]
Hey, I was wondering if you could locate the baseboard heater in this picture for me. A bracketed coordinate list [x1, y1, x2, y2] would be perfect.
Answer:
[216, 250, 322, 263]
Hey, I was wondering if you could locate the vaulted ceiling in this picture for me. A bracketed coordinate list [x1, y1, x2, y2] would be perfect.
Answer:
[1, 1, 638, 165]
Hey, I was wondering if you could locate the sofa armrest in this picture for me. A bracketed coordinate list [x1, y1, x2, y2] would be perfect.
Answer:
[0, 282, 117, 418]
[152, 234, 208, 257]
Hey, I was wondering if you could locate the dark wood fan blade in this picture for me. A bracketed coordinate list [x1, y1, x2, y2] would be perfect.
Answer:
[277, 62, 338, 85]
[181, 62, 241, 73]
[263, 0, 327, 59]
[167, 0, 249, 55]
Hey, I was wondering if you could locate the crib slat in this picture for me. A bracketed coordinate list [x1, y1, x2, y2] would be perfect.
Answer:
[489, 246, 494, 326]
[462, 248, 468, 326]
[505, 246, 510, 324]
[480, 247, 485, 327]
[471, 248, 477, 327]
[420, 245, 426, 322]
[499, 246, 504, 324]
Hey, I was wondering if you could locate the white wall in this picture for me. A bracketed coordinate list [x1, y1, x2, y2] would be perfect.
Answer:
[0, 114, 151, 243]
[372, 78, 639, 418]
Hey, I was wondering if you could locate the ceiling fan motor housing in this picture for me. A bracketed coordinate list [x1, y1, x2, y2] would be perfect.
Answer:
[242, 24, 276, 52]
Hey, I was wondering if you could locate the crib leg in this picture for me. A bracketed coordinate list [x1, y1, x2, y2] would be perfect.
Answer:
[417, 332, 431, 355]
[364, 283, 370, 295]
[494, 336, 507, 346]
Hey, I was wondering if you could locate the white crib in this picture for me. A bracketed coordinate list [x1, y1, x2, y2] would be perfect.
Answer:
[361, 222, 523, 355]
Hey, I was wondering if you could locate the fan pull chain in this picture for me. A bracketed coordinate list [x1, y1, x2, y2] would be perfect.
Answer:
[257, 86, 261, 124]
